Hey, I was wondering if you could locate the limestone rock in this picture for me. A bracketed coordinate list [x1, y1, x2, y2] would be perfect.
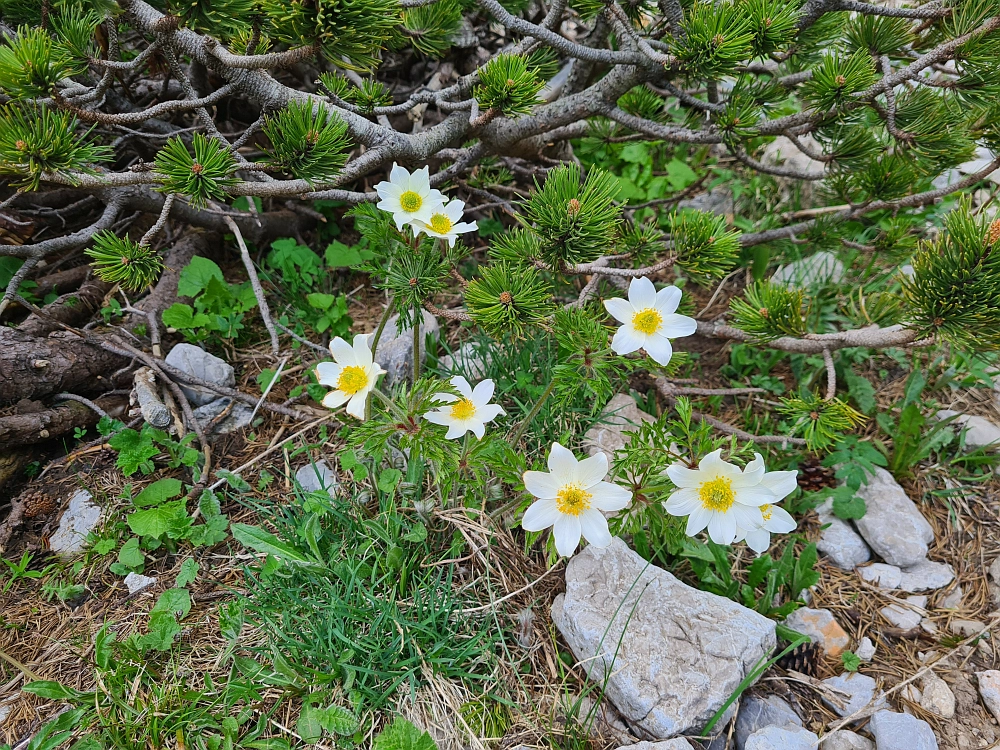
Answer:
[771, 251, 843, 290]
[375, 311, 440, 386]
[735, 694, 802, 749]
[616, 741, 695, 750]
[898, 560, 956, 593]
[936, 410, 1000, 449]
[551, 538, 776, 738]
[856, 637, 876, 662]
[49, 489, 101, 557]
[858, 563, 902, 589]
[937, 586, 963, 610]
[816, 500, 871, 570]
[919, 673, 955, 718]
[745, 725, 819, 750]
[295, 459, 339, 497]
[868, 710, 938, 750]
[784, 608, 850, 657]
[821, 673, 886, 718]
[950, 619, 986, 637]
[123, 572, 157, 595]
[854, 468, 934, 567]
[880, 596, 927, 630]
[164, 343, 235, 406]
[989, 557, 1000, 605]
[822, 730, 875, 750]
[192, 397, 254, 435]
[582, 394, 656, 458]
[976, 670, 1000, 723]
[438, 341, 488, 380]
[677, 188, 734, 217]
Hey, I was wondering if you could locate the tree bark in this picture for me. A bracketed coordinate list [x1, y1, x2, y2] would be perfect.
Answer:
[0, 394, 128, 446]
[18, 278, 114, 337]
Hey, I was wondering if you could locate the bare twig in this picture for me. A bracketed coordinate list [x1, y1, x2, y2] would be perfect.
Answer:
[223, 214, 280, 356]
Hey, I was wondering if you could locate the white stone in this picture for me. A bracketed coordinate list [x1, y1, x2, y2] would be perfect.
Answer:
[375, 310, 441, 386]
[816, 500, 871, 570]
[937, 586, 963, 609]
[745, 725, 819, 750]
[937, 410, 1000, 449]
[821, 673, 886, 718]
[868, 710, 938, 750]
[976, 670, 1000, 723]
[858, 563, 902, 589]
[771, 251, 844, 290]
[438, 341, 488, 380]
[49, 489, 101, 557]
[551, 538, 776, 738]
[784, 607, 851, 656]
[880, 596, 927, 630]
[950, 619, 986, 637]
[822, 730, 874, 750]
[735, 694, 802, 749]
[192, 397, 254, 434]
[990, 558, 1000, 606]
[582, 394, 656, 458]
[854, 468, 935, 567]
[856, 637, 876, 662]
[295, 459, 339, 497]
[761, 135, 827, 183]
[123, 572, 157, 595]
[919, 673, 955, 718]
[0, 702, 11, 727]
[164, 343, 235, 406]
[616, 742, 695, 750]
[898, 560, 956, 593]
[677, 188, 734, 217]
[901, 684, 922, 704]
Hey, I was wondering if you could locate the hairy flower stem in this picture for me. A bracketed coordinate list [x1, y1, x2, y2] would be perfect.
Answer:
[370, 387, 408, 421]
[509, 378, 557, 447]
[412, 300, 421, 383]
[365, 299, 396, 420]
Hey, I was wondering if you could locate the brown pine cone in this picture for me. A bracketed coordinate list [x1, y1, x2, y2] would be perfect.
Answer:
[777, 640, 820, 676]
[797, 456, 836, 493]
[21, 489, 59, 519]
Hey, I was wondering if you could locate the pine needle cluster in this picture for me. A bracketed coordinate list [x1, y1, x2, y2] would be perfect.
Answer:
[778, 394, 866, 451]
[669, 209, 741, 282]
[464, 262, 553, 338]
[0, 25, 85, 99]
[85, 232, 165, 291]
[261, 100, 352, 184]
[473, 54, 544, 119]
[729, 281, 808, 340]
[153, 134, 238, 208]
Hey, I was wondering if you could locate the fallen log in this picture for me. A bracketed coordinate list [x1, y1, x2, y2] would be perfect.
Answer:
[0, 394, 128, 446]
[18, 278, 114, 337]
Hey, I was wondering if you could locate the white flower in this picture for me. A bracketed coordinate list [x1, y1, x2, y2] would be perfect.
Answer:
[521, 442, 632, 557]
[412, 199, 478, 247]
[603, 276, 697, 366]
[423, 376, 505, 439]
[663, 449, 776, 545]
[375, 163, 445, 231]
[733, 455, 799, 553]
[314, 333, 386, 420]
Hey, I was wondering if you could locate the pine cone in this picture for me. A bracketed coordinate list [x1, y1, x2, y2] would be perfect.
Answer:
[777, 640, 820, 676]
[21, 489, 58, 519]
[797, 456, 836, 493]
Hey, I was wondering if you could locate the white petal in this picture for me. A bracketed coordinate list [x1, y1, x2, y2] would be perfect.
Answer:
[663, 487, 700, 514]
[433, 392, 459, 403]
[611, 325, 645, 355]
[329, 336, 355, 364]
[641, 334, 673, 366]
[654, 284, 682, 314]
[411, 165, 431, 191]
[375, 181, 401, 200]
[665, 463, 702, 489]
[731, 503, 764, 531]
[322, 390, 350, 409]
[628, 276, 656, 309]
[315, 362, 342, 386]
[471, 378, 495, 405]
[552, 515, 582, 557]
[547, 442, 578, 479]
[476, 404, 506, 423]
[423, 410, 452, 427]
[603, 297, 635, 324]
[707, 511, 738, 545]
[451, 221, 477, 234]
[686, 505, 712, 535]
[734, 485, 777, 507]
[353, 333, 374, 366]
[521, 498, 560, 531]
[699, 449, 741, 480]
[389, 163, 409, 184]
[445, 422, 467, 439]
[660, 313, 697, 339]
[733, 453, 766, 488]
[574, 452, 609, 488]
[345, 390, 368, 419]
[470, 420, 486, 440]
[579, 509, 612, 548]
[589, 482, 632, 512]
[444, 199, 466, 221]
[523, 470, 561, 499]
[763, 505, 797, 533]
[743, 527, 771, 554]
[450, 375, 474, 399]
[760, 470, 799, 500]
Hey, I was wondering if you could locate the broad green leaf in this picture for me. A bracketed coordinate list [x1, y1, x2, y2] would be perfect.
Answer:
[318, 705, 360, 735]
[666, 159, 698, 191]
[127, 500, 190, 539]
[161, 303, 210, 330]
[230, 523, 311, 563]
[117, 537, 144, 569]
[151, 587, 192, 617]
[22, 681, 92, 701]
[324, 240, 363, 267]
[176, 558, 199, 587]
[177, 256, 225, 298]
[133, 478, 183, 507]
[832, 490, 866, 520]
[297, 705, 323, 744]
[373, 718, 438, 750]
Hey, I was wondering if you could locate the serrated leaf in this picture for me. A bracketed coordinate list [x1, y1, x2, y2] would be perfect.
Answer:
[133, 478, 183, 507]
[832, 491, 866, 520]
[841, 650, 861, 672]
[108, 428, 158, 476]
[230, 523, 311, 564]
[325, 241, 363, 268]
[318, 705, 360, 735]
[117, 537, 144, 569]
[297, 705, 323, 744]
[127, 500, 190, 539]
[374, 718, 438, 750]
[178, 256, 225, 298]
[176, 558, 199, 587]
[161, 303, 211, 330]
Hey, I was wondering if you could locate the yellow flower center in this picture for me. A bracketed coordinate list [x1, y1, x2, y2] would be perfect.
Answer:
[336, 365, 369, 395]
[449, 398, 476, 420]
[698, 476, 735, 512]
[429, 213, 453, 233]
[399, 190, 423, 213]
[556, 484, 592, 516]
[632, 308, 663, 335]
[760, 504, 773, 521]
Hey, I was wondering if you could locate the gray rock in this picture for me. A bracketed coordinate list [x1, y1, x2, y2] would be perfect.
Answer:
[784, 607, 850, 657]
[616, 741, 695, 750]
[375, 310, 440, 386]
[937, 410, 1000, 449]
[582, 394, 656, 458]
[735, 694, 802, 749]
[821, 673, 886, 718]
[771, 251, 844, 290]
[0, 702, 12, 727]
[976, 670, 1000, 723]
[49, 489, 101, 557]
[164, 343, 235, 406]
[123, 572, 157, 595]
[858, 563, 902, 589]
[919, 673, 955, 718]
[822, 730, 874, 750]
[949, 619, 986, 637]
[880, 595, 927, 630]
[816, 501, 871, 570]
[854, 468, 935, 567]
[438, 341, 488, 380]
[898, 560, 955, 593]
[192, 397, 254, 434]
[868, 710, 938, 750]
[133, 367, 171, 428]
[677, 188, 734, 217]
[295, 460, 339, 497]
[990, 557, 1000, 605]
[551, 538, 776, 738]
[856, 637, 876, 662]
[937, 585, 963, 609]
[745, 725, 819, 750]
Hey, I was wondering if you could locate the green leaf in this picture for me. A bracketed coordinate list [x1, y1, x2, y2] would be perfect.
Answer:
[22, 681, 92, 701]
[666, 159, 698, 191]
[257, 368, 278, 392]
[403, 523, 428, 544]
[177, 256, 225, 298]
[619, 142, 650, 164]
[307, 292, 337, 310]
[176, 558, 199, 587]
[841, 650, 861, 672]
[93, 538, 116, 555]
[374, 718, 438, 750]
[162, 303, 211, 330]
[324, 241, 363, 268]
[231, 523, 312, 564]
[117, 537, 145, 569]
[377, 468, 402, 493]
[133, 478, 183, 507]
[317, 705, 360, 736]
[844, 369, 877, 414]
[127, 500, 190, 539]
[831, 488, 867, 520]
[152, 587, 192, 617]
[789, 543, 820, 599]
[108, 428, 158, 476]
[297, 705, 323, 744]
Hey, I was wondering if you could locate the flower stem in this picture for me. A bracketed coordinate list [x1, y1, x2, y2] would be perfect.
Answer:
[509, 377, 557, 447]
[370, 387, 407, 421]
[365, 299, 395, 421]
[412, 300, 421, 383]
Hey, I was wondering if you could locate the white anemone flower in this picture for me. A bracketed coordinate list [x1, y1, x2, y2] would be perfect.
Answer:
[423, 376, 505, 439]
[733, 455, 799, 553]
[663, 449, 776, 545]
[314, 333, 386, 420]
[375, 163, 445, 230]
[412, 199, 478, 247]
[521, 442, 632, 557]
[603, 276, 697, 366]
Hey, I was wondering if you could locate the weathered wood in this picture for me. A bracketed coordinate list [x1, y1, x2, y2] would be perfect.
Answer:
[18, 278, 114, 337]
[0, 394, 127, 446]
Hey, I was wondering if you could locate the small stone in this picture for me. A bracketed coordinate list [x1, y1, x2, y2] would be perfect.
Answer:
[901, 684, 922, 705]
[0, 703, 12, 727]
[938, 586, 963, 610]
[880, 596, 927, 630]
[976, 670, 1000, 723]
[898, 560, 955, 593]
[375, 310, 440, 386]
[438, 341, 488, 380]
[784, 607, 851, 657]
[551, 538, 776, 738]
[164, 343, 235, 406]
[856, 637, 876, 662]
[735, 694, 802, 749]
[854, 468, 935, 567]
[677, 187, 734, 217]
[192, 397, 254, 434]
[950, 619, 987, 638]
[615, 741, 695, 750]
[821, 673, 886, 718]
[821, 730, 875, 750]
[771, 251, 844, 290]
[816, 500, 871, 570]
[919, 673, 956, 718]
[989, 558, 1000, 606]
[123, 572, 157, 594]
[582, 394, 656, 458]
[858, 563, 902, 589]
[937, 410, 1000, 449]
[868, 710, 938, 750]
[745, 725, 819, 750]
[49, 489, 101, 557]
[295, 460, 339, 497]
